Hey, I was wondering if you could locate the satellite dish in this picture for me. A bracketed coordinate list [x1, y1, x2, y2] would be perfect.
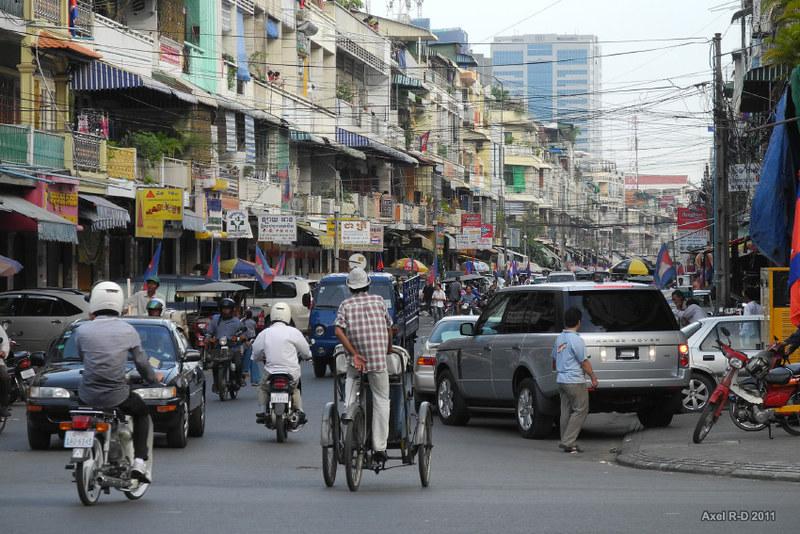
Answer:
[348, 253, 368, 271]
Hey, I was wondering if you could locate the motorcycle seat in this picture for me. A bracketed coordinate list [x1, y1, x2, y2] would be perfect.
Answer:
[766, 367, 793, 385]
[786, 363, 800, 376]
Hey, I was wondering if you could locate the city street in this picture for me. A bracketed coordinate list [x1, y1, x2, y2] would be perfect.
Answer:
[0, 319, 798, 534]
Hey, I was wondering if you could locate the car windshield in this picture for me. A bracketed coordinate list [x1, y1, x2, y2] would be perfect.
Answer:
[52, 324, 177, 363]
[314, 281, 393, 309]
[681, 322, 703, 339]
[429, 320, 473, 344]
[567, 290, 678, 332]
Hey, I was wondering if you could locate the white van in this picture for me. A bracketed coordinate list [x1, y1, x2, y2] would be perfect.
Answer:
[235, 276, 313, 332]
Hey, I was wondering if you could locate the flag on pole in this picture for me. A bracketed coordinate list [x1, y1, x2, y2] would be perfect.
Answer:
[465, 260, 474, 274]
[275, 253, 286, 276]
[255, 246, 275, 290]
[376, 254, 384, 272]
[654, 243, 676, 289]
[206, 243, 221, 281]
[428, 255, 439, 284]
[143, 241, 162, 289]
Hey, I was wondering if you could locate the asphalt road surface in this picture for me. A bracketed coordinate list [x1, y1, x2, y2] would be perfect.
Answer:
[2, 320, 798, 533]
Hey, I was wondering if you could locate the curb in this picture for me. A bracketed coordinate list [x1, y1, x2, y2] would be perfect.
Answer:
[615, 428, 800, 483]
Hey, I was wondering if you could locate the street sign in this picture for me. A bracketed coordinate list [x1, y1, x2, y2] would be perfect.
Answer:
[677, 229, 709, 253]
[258, 214, 296, 243]
[225, 209, 252, 238]
[729, 163, 759, 192]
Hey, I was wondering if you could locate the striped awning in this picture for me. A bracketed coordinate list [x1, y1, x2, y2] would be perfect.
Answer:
[336, 128, 417, 166]
[79, 194, 130, 231]
[392, 73, 423, 89]
[71, 61, 197, 104]
[0, 194, 77, 243]
[290, 129, 326, 145]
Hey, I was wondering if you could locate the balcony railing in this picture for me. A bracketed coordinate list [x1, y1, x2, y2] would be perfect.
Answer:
[34, 0, 60, 24]
[73, 132, 103, 172]
[160, 157, 191, 189]
[33, 130, 65, 168]
[0, 0, 23, 18]
[72, 0, 94, 39]
[0, 123, 28, 164]
[107, 146, 136, 180]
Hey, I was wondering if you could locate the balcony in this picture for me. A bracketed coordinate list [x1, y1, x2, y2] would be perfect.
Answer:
[93, 14, 154, 76]
[0, 124, 65, 169]
[107, 146, 137, 180]
[73, 132, 103, 172]
[33, 0, 60, 24]
[337, 98, 362, 129]
[160, 157, 191, 189]
[72, 0, 94, 39]
[0, 0, 23, 18]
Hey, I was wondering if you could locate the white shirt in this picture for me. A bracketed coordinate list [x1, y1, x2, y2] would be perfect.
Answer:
[743, 301, 763, 316]
[251, 322, 311, 381]
[432, 289, 446, 308]
[0, 324, 10, 358]
[126, 290, 166, 316]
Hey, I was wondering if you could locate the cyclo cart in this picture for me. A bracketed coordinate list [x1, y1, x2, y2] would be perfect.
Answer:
[321, 344, 433, 491]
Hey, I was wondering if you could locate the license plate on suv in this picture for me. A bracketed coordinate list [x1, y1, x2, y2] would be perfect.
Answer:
[616, 347, 639, 360]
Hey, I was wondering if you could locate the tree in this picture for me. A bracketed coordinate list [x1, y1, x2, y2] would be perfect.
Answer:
[337, 0, 364, 9]
[763, 0, 800, 66]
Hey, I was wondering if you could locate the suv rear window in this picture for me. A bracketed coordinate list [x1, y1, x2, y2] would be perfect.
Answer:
[567, 290, 678, 332]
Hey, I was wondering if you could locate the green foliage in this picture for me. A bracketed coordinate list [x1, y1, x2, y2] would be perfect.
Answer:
[127, 131, 194, 164]
[763, 0, 800, 67]
[337, 82, 354, 103]
[337, 0, 364, 9]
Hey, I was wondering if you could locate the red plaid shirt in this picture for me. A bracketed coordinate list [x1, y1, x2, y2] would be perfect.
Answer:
[335, 293, 393, 373]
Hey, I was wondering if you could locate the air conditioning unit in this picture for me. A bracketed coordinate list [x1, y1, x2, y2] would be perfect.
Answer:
[321, 198, 336, 215]
[308, 195, 322, 215]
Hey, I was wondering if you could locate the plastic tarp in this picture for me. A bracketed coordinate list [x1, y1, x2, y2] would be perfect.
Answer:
[266, 17, 280, 39]
[236, 9, 251, 82]
[750, 89, 799, 265]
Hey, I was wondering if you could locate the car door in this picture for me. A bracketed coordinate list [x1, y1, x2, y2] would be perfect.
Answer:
[697, 320, 763, 377]
[15, 295, 61, 351]
[457, 294, 509, 401]
[175, 330, 203, 412]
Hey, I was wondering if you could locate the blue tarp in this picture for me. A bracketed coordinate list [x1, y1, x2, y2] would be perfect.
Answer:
[236, 9, 251, 82]
[750, 89, 798, 265]
[266, 17, 280, 39]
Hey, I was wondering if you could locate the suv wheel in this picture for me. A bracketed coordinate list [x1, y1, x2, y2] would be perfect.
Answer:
[637, 405, 674, 428]
[436, 370, 469, 426]
[313, 358, 328, 378]
[27, 421, 51, 450]
[682, 373, 715, 413]
[516, 378, 554, 439]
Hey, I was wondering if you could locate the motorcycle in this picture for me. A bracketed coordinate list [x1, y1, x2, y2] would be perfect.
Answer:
[210, 335, 243, 401]
[62, 408, 154, 506]
[256, 373, 305, 442]
[5, 350, 38, 403]
[693, 327, 800, 443]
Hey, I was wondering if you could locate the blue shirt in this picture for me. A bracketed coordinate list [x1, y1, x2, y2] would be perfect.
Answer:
[207, 314, 245, 345]
[552, 330, 586, 384]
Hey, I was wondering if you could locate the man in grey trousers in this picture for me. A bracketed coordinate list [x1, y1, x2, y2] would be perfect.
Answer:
[552, 307, 598, 454]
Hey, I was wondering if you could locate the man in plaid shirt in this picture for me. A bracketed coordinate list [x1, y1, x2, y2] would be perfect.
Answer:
[335, 267, 394, 464]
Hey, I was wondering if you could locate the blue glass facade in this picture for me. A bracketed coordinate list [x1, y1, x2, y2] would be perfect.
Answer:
[492, 51, 523, 66]
[527, 62, 553, 121]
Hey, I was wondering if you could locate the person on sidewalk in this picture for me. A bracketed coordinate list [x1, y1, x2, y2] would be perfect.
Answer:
[447, 276, 462, 316]
[422, 281, 434, 316]
[432, 283, 446, 322]
[552, 307, 598, 454]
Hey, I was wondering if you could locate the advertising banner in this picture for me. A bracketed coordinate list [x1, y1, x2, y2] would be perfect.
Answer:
[461, 213, 481, 228]
[205, 191, 223, 233]
[225, 209, 252, 239]
[340, 219, 370, 246]
[258, 214, 297, 244]
[677, 230, 710, 253]
[138, 188, 182, 221]
[135, 189, 164, 238]
[677, 206, 707, 231]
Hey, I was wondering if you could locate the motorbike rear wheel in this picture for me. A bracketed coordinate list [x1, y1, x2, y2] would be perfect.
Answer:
[693, 399, 721, 444]
[76, 439, 103, 506]
[344, 406, 365, 492]
[728, 398, 767, 432]
[276, 414, 287, 443]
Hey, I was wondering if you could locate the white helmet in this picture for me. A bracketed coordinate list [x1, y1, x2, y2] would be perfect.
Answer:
[270, 302, 292, 325]
[347, 267, 370, 290]
[89, 281, 125, 316]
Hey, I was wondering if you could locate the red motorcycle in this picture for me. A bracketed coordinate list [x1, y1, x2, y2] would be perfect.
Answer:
[693, 326, 800, 443]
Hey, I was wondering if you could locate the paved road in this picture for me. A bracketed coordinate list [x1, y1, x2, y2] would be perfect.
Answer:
[2, 322, 798, 533]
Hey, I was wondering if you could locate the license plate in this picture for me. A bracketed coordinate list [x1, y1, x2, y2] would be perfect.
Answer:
[64, 430, 95, 448]
[270, 392, 289, 404]
[616, 348, 639, 360]
[20, 368, 35, 380]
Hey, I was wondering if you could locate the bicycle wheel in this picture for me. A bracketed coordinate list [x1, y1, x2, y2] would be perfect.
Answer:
[418, 408, 433, 488]
[693, 399, 721, 444]
[344, 406, 365, 492]
[322, 409, 338, 487]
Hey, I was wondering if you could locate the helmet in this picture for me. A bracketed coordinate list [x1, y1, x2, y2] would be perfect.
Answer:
[145, 275, 160, 286]
[89, 281, 125, 316]
[347, 267, 370, 290]
[270, 302, 292, 324]
[146, 298, 165, 311]
[219, 298, 236, 310]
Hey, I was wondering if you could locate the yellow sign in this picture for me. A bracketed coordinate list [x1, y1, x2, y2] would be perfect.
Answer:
[139, 187, 182, 221]
[135, 190, 164, 238]
[326, 218, 336, 237]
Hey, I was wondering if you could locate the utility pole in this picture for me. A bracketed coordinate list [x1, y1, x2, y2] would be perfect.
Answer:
[712, 32, 730, 310]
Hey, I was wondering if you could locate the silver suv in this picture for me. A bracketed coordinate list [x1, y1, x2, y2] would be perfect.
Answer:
[0, 288, 89, 352]
[435, 282, 689, 438]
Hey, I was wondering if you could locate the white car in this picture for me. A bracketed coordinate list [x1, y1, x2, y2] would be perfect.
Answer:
[237, 276, 313, 333]
[681, 315, 764, 412]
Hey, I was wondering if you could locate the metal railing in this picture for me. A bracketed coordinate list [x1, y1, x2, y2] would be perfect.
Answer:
[0, 0, 23, 17]
[72, 0, 94, 39]
[160, 157, 191, 189]
[34, 0, 60, 24]
[73, 132, 102, 172]
[0, 123, 28, 164]
[33, 130, 65, 169]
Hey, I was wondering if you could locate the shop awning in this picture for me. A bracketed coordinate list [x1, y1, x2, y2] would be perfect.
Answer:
[183, 209, 206, 232]
[0, 194, 77, 243]
[412, 232, 434, 251]
[290, 129, 326, 145]
[79, 194, 130, 231]
[336, 128, 417, 165]
[71, 61, 197, 104]
[37, 31, 102, 60]
[392, 73, 423, 89]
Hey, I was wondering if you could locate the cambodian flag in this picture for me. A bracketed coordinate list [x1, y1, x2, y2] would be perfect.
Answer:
[376, 254, 384, 272]
[654, 243, 676, 289]
[143, 241, 162, 289]
[465, 260, 474, 274]
[428, 255, 438, 284]
[255, 246, 275, 290]
[790, 175, 800, 326]
[206, 243, 221, 281]
[275, 253, 286, 276]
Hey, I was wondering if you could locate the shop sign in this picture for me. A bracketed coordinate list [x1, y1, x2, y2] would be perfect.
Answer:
[225, 209, 252, 238]
[258, 214, 297, 244]
[138, 187, 182, 221]
[340, 219, 370, 246]
[135, 189, 164, 238]
[677, 206, 706, 231]
[677, 230, 709, 253]
[205, 191, 223, 232]
[461, 213, 481, 228]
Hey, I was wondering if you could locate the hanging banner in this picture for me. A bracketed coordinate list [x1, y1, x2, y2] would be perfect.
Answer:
[340, 219, 370, 246]
[135, 189, 164, 238]
[258, 214, 297, 244]
[138, 187, 182, 221]
[225, 111, 236, 152]
[205, 191, 223, 233]
[461, 213, 481, 228]
[244, 115, 256, 164]
[225, 209, 252, 238]
[677, 206, 706, 231]
[729, 163, 759, 192]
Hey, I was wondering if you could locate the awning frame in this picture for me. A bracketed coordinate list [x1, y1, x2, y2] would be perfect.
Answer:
[0, 194, 78, 243]
[79, 194, 130, 231]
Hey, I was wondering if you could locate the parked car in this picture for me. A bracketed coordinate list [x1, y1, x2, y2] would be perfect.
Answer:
[435, 282, 689, 438]
[414, 315, 478, 409]
[0, 288, 89, 352]
[546, 271, 576, 283]
[680, 315, 764, 412]
[26, 318, 206, 450]
[662, 288, 714, 318]
[234, 276, 313, 332]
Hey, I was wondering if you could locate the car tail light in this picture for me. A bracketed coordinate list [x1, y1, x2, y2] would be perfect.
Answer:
[678, 344, 689, 355]
[679, 354, 689, 368]
[18, 358, 31, 370]
[417, 356, 437, 367]
[272, 377, 289, 389]
[71, 415, 93, 431]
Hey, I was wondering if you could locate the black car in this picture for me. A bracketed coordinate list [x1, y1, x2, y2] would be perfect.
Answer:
[26, 318, 206, 450]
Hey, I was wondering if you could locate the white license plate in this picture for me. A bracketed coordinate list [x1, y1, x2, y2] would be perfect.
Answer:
[64, 430, 95, 448]
[20, 368, 35, 380]
[270, 392, 289, 404]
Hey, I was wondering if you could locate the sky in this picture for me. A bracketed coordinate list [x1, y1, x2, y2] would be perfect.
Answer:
[376, 0, 743, 185]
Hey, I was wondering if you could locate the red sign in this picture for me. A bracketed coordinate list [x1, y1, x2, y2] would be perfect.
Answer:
[481, 224, 494, 239]
[677, 207, 706, 231]
[461, 213, 481, 228]
[160, 41, 182, 66]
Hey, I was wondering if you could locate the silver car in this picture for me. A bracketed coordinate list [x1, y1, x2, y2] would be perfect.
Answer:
[681, 315, 764, 412]
[414, 315, 477, 408]
[0, 289, 89, 352]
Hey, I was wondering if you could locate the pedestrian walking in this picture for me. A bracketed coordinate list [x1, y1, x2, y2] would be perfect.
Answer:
[432, 283, 446, 322]
[552, 307, 598, 454]
[447, 276, 462, 316]
[422, 281, 434, 316]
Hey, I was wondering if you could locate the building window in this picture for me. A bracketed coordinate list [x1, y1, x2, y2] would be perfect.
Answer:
[527, 44, 553, 56]
[556, 49, 588, 65]
[492, 50, 523, 66]
[557, 69, 588, 77]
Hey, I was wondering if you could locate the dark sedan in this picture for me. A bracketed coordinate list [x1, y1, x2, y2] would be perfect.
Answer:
[26, 318, 206, 450]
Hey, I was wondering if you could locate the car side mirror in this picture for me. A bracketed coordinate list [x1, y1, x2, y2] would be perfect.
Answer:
[302, 293, 311, 308]
[184, 349, 202, 362]
[460, 323, 475, 336]
[30, 351, 46, 367]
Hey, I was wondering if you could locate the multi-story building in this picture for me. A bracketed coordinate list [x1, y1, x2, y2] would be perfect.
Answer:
[491, 34, 601, 155]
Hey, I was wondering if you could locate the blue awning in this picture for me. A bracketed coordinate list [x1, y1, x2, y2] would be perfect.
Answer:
[71, 61, 197, 104]
[266, 17, 280, 39]
[335, 128, 417, 165]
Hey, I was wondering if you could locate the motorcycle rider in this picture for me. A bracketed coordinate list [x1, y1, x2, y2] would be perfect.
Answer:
[205, 298, 246, 392]
[252, 302, 311, 425]
[0, 321, 11, 417]
[146, 298, 165, 317]
[75, 281, 163, 482]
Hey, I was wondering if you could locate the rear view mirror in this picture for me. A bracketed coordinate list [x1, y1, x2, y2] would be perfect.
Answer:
[184, 349, 202, 362]
[460, 323, 475, 336]
[1, 320, 10, 330]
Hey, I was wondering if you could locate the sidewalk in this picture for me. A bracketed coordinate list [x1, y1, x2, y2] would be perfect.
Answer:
[616, 412, 800, 482]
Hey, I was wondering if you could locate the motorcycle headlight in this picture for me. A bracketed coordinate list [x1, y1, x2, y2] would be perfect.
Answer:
[28, 386, 70, 399]
[314, 325, 326, 337]
[729, 358, 744, 369]
[134, 386, 177, 400]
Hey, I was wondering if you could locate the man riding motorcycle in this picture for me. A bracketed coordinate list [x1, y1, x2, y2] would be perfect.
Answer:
[252, 302, 311, 426]
[205, 298, 246, 392]
[75, 281, 163, 482]
[146, 298, 165, 317]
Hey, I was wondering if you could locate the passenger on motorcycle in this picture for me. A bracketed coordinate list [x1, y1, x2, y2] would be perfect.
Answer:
[0, 322, 11, 417]
[252, 302, 311, 425]
[146, 298, 165, 317]
[206, 298, 246, 391]
[76, 281, 163, 482]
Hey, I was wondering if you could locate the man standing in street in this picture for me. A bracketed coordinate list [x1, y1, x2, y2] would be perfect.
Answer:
[432, 283, 446, 322]
[126, 275, 166, 316]
[552, 307, 598, 454]
[447, 276, 462, 316]
[335, 268, 393, 465]
[422, 281, 434, 316]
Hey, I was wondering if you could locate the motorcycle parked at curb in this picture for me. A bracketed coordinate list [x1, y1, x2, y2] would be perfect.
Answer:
[693, 327, 800, 443]
[257, 373, 305, 442]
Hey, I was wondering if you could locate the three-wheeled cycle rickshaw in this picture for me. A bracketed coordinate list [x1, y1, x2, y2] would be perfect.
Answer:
[320, 345, 433, 491]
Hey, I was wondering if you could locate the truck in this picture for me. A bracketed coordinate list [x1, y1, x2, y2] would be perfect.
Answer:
[308, 272, 421, 378]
